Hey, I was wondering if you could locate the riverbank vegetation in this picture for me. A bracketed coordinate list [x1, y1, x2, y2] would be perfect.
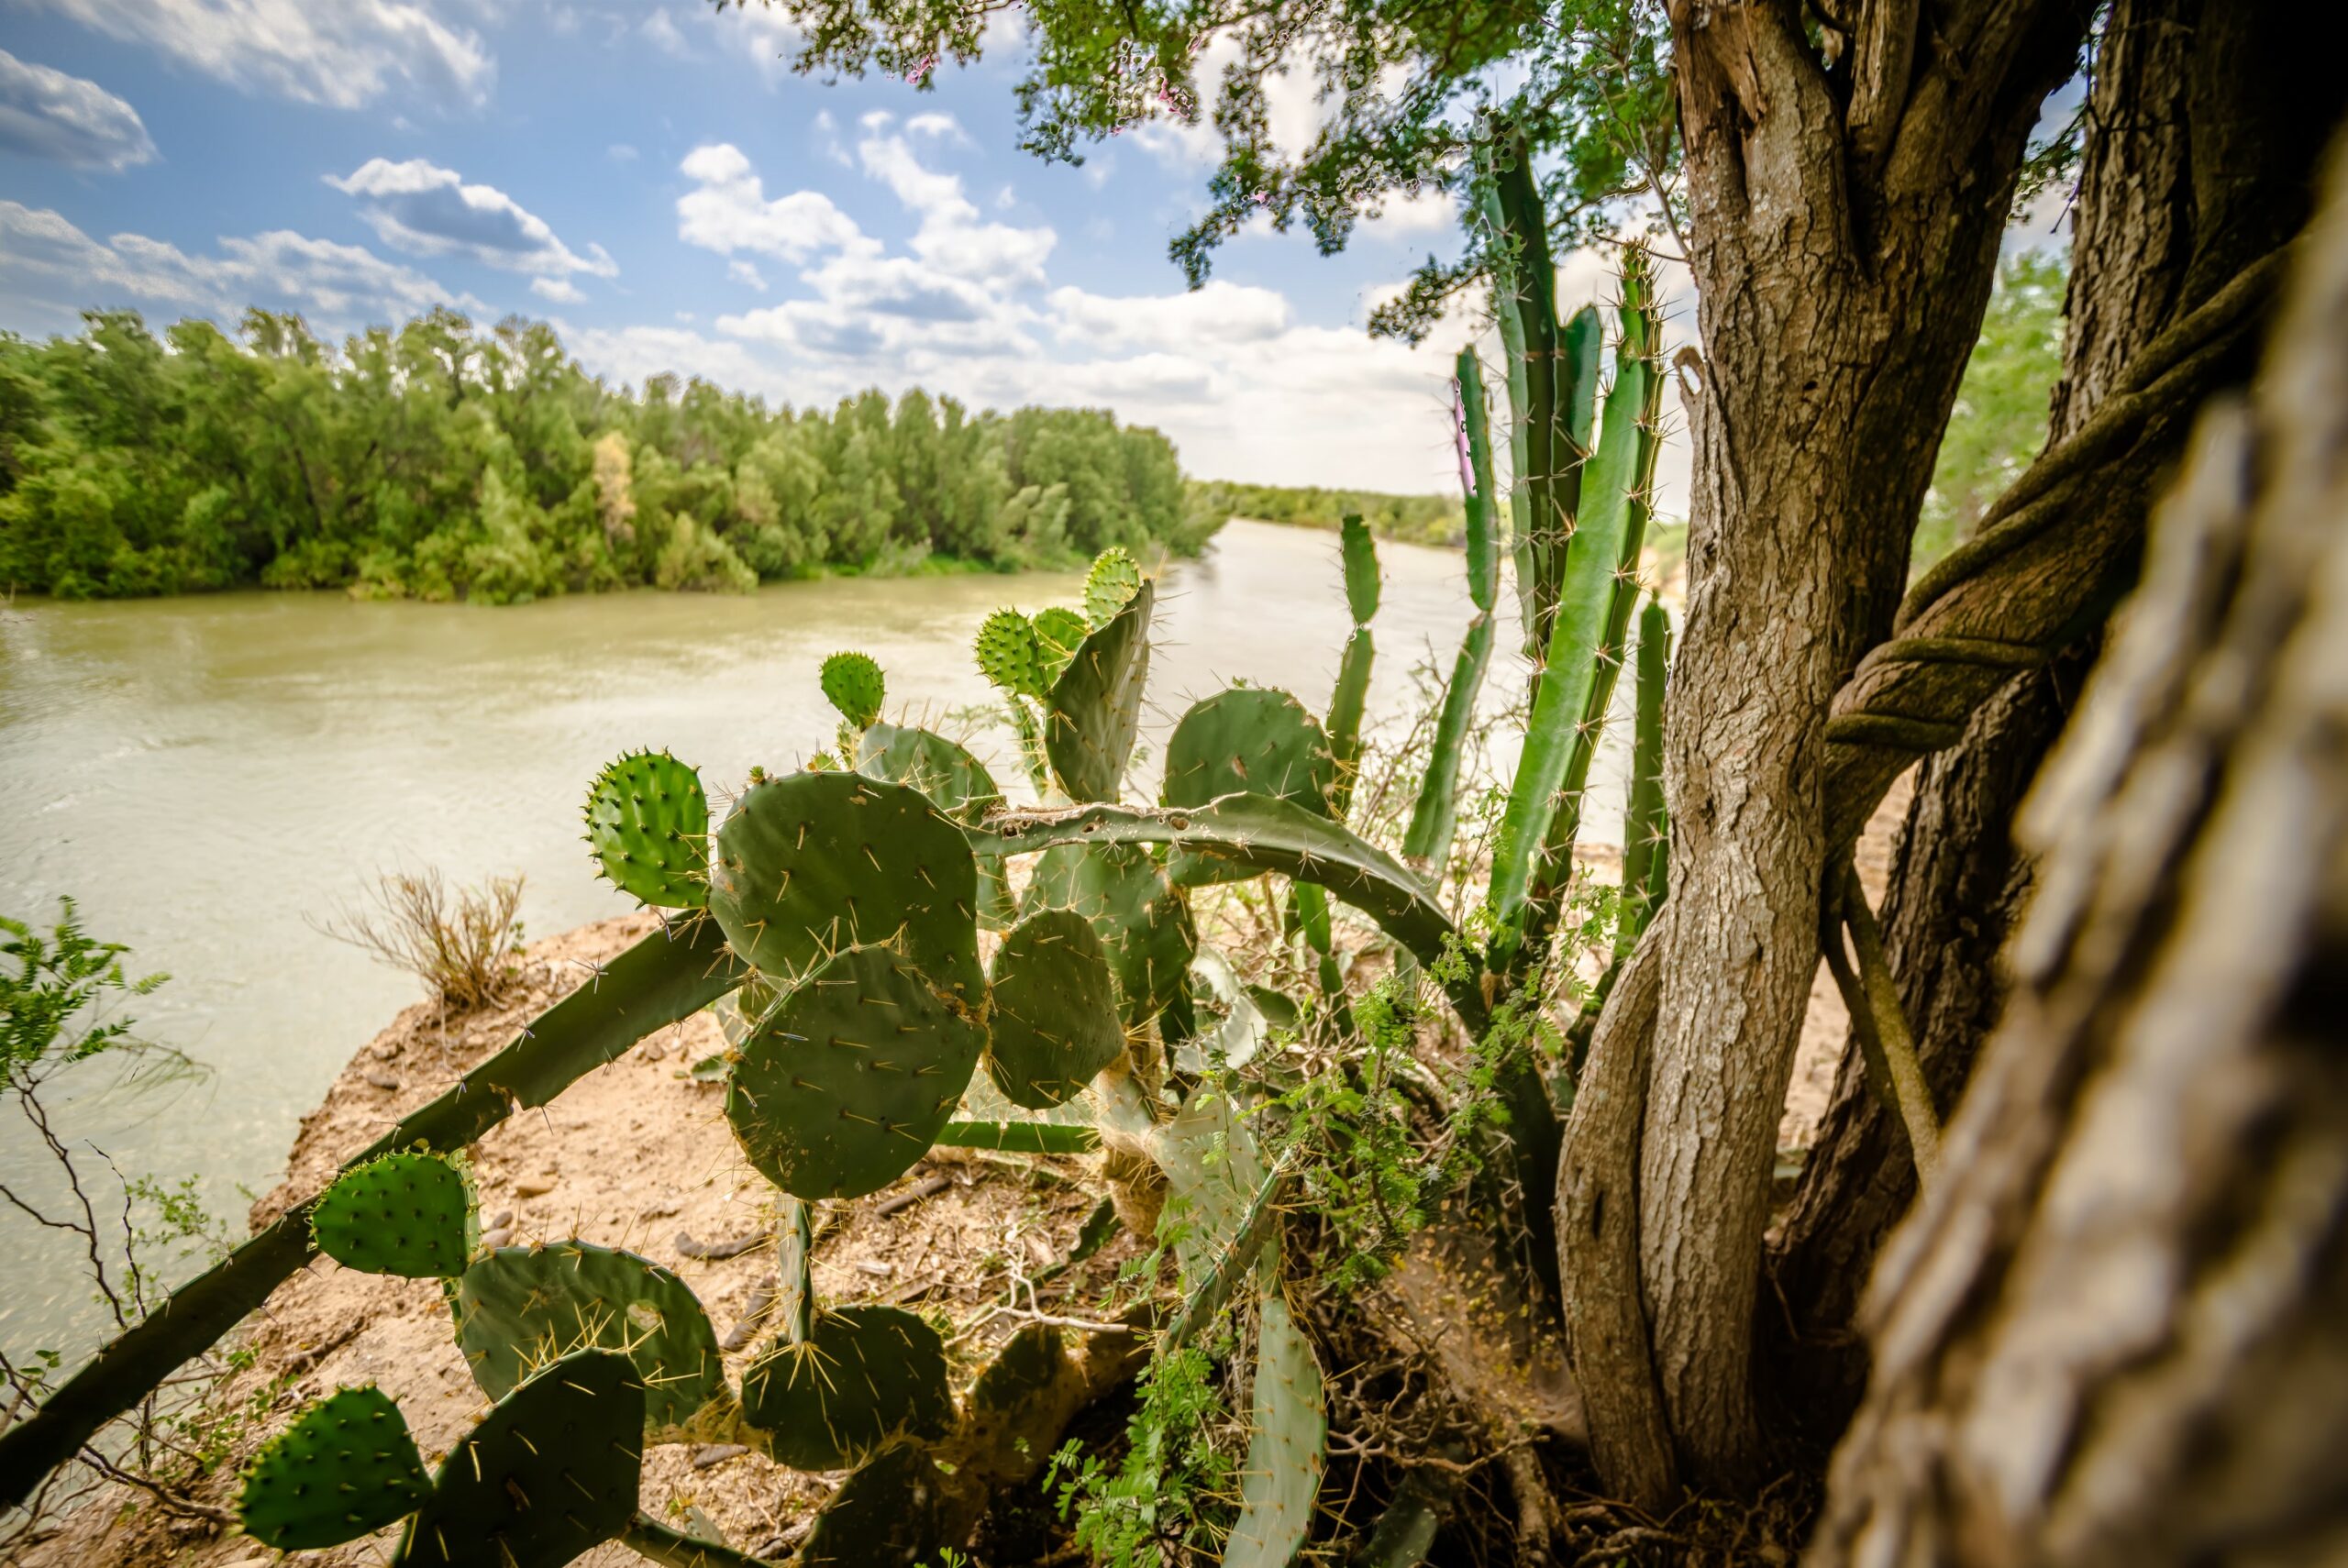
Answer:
[1181, 478, 1466, 546]
[0, 309, 1206, 604]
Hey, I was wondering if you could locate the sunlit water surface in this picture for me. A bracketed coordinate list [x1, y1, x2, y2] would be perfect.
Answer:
[0, 520, 1628, 1353]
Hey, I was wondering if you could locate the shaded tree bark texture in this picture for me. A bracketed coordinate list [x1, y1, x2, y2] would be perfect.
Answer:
[1578, 0, 2090, 1494]
[1809, 142, 2348, 1563]
[1769, 0, 2348, 1449]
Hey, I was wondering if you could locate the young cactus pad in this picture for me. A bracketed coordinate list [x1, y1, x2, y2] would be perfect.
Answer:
[708, 770, 984, 1006]
[310, 1151, 473, 1279]
[1031, 605, 1091, 690]
[1340, 513, 1381, 626]
[975, 609, 1046, 699]
[451, 1241, 723, 1434]
[1161, 688, 1339, 818]
[583, 749, 710, 910]
[1223, 1293, 1328, 1568]
[985, 907, 1124, 1109]
[853, 722, 1015, 929]
[820, 650, 887, 729]
[725, 944, 984, 1199]
[1044, 579, 1153, 802]
[794, 1440, 951, 1568]
[740, 1304, 954, 1469]
[396, 1350, 642, 1568]
[238, 1385, 427, 1550]
[1084, 546, 1144, 626]
[1024, 841, 1195, 1029]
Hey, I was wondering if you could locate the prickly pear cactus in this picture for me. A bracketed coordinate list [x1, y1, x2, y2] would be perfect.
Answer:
[985, 908, 1124, 1109]
[584, 749, 709, 910]
[1083, 546, 1143, 626]
[238, 1385, 427, 1550]
[1025, 841, 1194, 1030]
[310, 1151, 473, 1280]
[707, 771, 984, 1006]
[1045, 580, 1152, 802]
[854, 722, 1013, 929]
[725, 944, 983, 1199]
[975, 609, 1045, 699]
[1224, 1291, 1327, 1568]
[397, 1350, 642, 1568]
[740, 1304, 954, 1469]
[795, 1439, 951, 1568]
[820, 650, 886, 729]
[1031, 605, 1090, 690]
[451, 1241, 723, 1435]
[1161, 688, 1339, 819]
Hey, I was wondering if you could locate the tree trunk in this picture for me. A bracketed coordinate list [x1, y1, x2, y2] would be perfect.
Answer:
[1588, 0, 2089, 1492]
[1769, 0, 2346, 1447]
[1809, 143, 2348, 1562]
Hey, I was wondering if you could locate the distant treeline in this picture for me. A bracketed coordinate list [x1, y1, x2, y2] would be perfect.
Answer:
[0, 308, 1210, 604]
[1184, 479, 1466, 547]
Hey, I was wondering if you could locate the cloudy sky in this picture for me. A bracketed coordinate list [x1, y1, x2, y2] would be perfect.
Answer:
[0, 0, 1583, 492]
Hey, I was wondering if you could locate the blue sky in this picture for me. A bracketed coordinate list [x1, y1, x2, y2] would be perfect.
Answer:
[0, 0, 1503, 491]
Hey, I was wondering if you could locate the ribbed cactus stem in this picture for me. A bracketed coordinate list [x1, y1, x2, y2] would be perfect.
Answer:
[778, 1195, 814, 1346]
[1406, 348, 1502, 870]
[1615, 594, 1671, 961]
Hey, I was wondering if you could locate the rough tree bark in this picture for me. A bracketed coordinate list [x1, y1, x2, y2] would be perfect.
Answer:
[1561, 0, 2090, 1496]
[1809, 140, 2348, 1563]
[1766, 0, 2343, 1441]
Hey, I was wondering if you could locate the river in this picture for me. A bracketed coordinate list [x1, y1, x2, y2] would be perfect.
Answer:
[0, 519, 1628, 1353]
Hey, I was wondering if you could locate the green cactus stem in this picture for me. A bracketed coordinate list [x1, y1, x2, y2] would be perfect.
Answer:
[1043, 580, 1153, 802]
[933, 1119, 1102, 1154]
[708, 770, 984, 1007]
[1339, 513, 1381, 626]
[585, 749, 710, 910]
[1617, 595, 1671, 957]
[396, 1350, 643, 1568]
[777, 1194, 814, 1346]
[853, 721, 1014, 929]
[1404, 348, 1502, 871]
[1223, 1290, 1326, 1568]
[985, 907, 1124, 1109]
[740, 1304, 954, 1469]
[238, 1385, 428, 1550]
[1490, 246, 1665, 945]
[310, 1150, 474, 1279]
[1031, 605, 1090, 690]
[725, 944, 983, 1200]
[819, 650, 886, 730]
[453, 1240, 725, 1438]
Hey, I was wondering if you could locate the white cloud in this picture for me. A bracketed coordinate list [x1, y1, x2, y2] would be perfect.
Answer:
[641, 10, 691, 59]
[854, 116, 1055, 284]
[608, 143, 638, 162]
[903, 112, 968, 144]
[559, 320, 792, 400]
[721, 3, 801, 80]
[1046, 280, 1291, 349]
[25, 0, 493, 111]
[677, 142, 873, 265]
[0, 50, 156, 171]
[0, 199, 485, 325]
[726, 259, 768, 291]
[529, 276, 584, 304]
[327, 157, 616, 280]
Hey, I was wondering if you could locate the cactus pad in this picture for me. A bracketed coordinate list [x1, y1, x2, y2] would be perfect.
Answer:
[1030, 605, 1090, 690]
[708, 771, 984, 1006]
[1339, 513, 1381, 625]
[1083, 546, 1143, 626]
[311, 1151, 474, 1279]
[238, 1385, 427, 1550]
[1161, 688, 1338, 818]
[397, 1350, 642, 1568]
[985, 908, 1123, 1109]
[856, 722, 1013, 929]
[820, 651, 886, 729]
[1224, 1292, 1327, 1568]
[584, 749, 709, 910]
[452, 1241, 723, 1436]
[725, 944, 983, 1199]
[795, 1440, 952, 1568]
[1044, 581, 1152, 802]
[740, 1304, 953, 1469]
[975, 609, 1044, 699]
[1024, 841, 1193, 1029]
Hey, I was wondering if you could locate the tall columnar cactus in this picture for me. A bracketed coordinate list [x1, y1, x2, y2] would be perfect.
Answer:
[1479, 127, 1602, 668]
[1616, 594, 1672, 957]
[1488, 242, 1667, 958]
[1404, 349, 1503, 872]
